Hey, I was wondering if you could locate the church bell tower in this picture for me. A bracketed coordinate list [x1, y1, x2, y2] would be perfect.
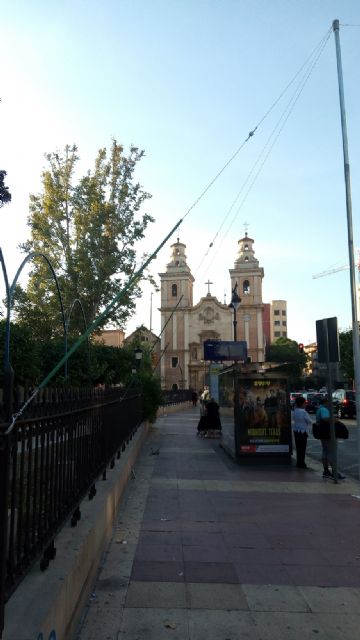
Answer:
[229, 232, 265, 362]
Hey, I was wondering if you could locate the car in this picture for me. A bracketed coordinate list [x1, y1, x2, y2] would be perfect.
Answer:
[290, 392, 304, 409]
[332, 389, 356, 419]
[302, 392, 323, 413]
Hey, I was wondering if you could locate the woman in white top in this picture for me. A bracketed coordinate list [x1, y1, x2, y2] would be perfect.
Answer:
[293, 395, 312, 468]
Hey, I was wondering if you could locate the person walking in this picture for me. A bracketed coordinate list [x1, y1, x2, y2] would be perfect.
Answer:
[315, 396, 345, 480]
[293, 396, 312, 468]
[204, 397, 222, 437]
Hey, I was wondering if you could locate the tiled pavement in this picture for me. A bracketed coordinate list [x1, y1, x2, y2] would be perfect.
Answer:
[76, 406, 360, 639]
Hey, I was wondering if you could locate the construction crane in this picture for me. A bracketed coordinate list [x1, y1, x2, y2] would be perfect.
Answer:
[312, 250, 360, 279]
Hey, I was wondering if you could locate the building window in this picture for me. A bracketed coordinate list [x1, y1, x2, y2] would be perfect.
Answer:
[244, 244, 249, 250]
[282, 321, 287, 327]
[244, 256, 249, 262]
[282, 331, 287, 337]
[171, 357, 178, 368]
[282, 310, 286, 316]
[274, 331, 281, 337]
[171, 284, 177, 297]
[243, 279, 250, 295]
[274, 320, 280, 326]
[274, 310, 280, 316]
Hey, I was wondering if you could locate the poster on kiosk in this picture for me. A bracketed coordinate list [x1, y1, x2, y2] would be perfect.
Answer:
[219, 369, 292, 463]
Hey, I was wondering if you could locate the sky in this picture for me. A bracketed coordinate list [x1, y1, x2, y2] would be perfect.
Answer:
[1, 0, 360, 345]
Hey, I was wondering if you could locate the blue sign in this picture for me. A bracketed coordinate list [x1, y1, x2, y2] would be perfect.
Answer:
[203, 340, 247, 362]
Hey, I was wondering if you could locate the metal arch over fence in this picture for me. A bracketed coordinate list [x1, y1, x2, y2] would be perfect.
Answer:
[65, 298, 91, 381]
[1, 250, 68, 421]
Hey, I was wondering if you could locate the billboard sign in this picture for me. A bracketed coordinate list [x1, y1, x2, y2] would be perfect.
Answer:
[203, 340, 247, 362]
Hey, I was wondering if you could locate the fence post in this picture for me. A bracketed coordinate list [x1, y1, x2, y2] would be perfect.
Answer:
[0, 426, 10, 639]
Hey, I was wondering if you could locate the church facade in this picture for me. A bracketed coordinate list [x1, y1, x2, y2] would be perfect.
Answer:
[159, 233, 272, 391]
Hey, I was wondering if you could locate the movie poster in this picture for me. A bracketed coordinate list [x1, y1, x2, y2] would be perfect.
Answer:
[234, 376, 291, 456]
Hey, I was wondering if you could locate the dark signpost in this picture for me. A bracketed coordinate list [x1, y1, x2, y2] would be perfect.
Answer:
[316, 317, 340, 482]
[203, 339, 248, 362]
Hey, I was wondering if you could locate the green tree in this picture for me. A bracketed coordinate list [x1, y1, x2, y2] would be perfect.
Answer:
[0, 170, 11, 208]
[13, 141, 153, 339]
[339, 328, 357, 383]
[0, 320, 40, 386]
[266, 337, 308, 386]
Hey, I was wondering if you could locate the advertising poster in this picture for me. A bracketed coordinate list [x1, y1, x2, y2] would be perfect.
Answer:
[234, 376, 291, 457]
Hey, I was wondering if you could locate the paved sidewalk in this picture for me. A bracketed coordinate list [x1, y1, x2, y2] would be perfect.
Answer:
[76, 406, 360, 640]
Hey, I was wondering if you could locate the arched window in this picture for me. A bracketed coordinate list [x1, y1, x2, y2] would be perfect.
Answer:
[172, 284, 177, 297]
[244, 244, 249, 251]
[243, 280, 250, 295]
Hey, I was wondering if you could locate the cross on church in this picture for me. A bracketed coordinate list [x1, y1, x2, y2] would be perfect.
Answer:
[244, 221, 249, 235]
[205, 280, 213, 296]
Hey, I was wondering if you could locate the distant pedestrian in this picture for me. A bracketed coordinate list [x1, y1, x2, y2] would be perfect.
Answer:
[204, 397, 222, 437]
[200, 386, 210, 416]
[191, 390, 198, 406]
[315, 397, 345, 480]
[293, 396, 312, 468]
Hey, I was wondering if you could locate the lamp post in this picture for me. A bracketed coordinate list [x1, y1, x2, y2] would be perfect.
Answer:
[177, 361, 184, 389]
[229, 283, 241, 341]
[134, 346, 143, 369]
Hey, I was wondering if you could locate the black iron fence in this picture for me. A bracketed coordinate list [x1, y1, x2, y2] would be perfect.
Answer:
[0, 387, 143, 638]
[162, 389, 192, 405]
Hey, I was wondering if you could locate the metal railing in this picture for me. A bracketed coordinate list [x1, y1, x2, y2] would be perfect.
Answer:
[161, 389, 192, 405]
[0, 388, 143, 637]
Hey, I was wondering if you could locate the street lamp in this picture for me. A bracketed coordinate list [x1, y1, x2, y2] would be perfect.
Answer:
[229, 283, 241, 341]
[134, 346, 143, 368]
[132, 347, 143, 373]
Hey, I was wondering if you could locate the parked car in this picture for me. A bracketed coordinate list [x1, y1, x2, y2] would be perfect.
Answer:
[302, 392, 323, 413]
[332, 389, 356, 419]
[290, 392, 304, 409]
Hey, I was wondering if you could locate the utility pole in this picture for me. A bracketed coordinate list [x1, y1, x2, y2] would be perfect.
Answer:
[333, 19, 360, 478]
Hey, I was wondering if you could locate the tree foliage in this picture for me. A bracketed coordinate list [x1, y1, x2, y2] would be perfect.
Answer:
[13, 141, 153, 339]
[0, 170, 11, 208]
[339, 328, 357, 383]
[266, 337, 308, 386]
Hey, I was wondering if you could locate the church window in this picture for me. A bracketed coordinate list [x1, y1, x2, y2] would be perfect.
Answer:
[244, 244, 249, 251]
[244, 256, 249, 262]
[171, 357, 178, 368]
[172, 284, 177, 297]
[243, 280, 250, 295]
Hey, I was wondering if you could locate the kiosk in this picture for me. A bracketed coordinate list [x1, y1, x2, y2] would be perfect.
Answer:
[219, 366, 292, 464]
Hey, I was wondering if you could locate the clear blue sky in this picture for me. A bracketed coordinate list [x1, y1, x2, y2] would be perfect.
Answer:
[1, 0, 359, 344]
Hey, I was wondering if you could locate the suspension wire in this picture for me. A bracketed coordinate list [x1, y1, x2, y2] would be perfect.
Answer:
[195, 26, 332, 279]
[119, 298, 183, 402]
[149, 295, 184, 352]
[7, 27, 333, 425]
[178, 25, 333, 228]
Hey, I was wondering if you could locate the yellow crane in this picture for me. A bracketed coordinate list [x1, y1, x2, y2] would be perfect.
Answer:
[312, 251, 360, 279]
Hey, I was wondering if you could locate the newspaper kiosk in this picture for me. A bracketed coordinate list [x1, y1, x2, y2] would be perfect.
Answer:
[219, 366, 292, 464]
